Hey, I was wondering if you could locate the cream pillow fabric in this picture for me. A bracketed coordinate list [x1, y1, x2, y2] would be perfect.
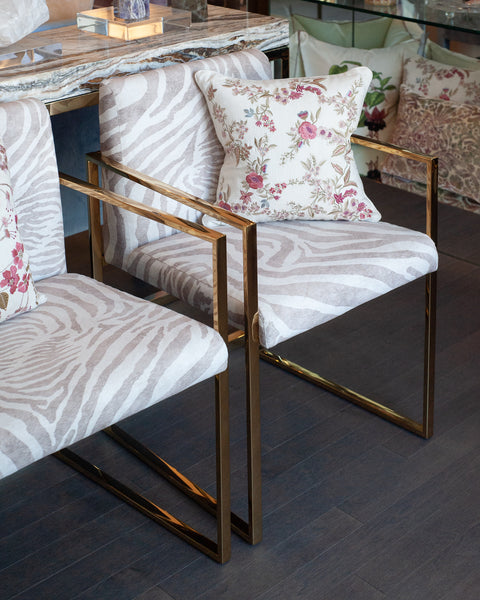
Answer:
[195, 68, 381, 223]
[0, 146, 45, 323]
[297, 32, 417, 176]
[289, 16, 390, 79]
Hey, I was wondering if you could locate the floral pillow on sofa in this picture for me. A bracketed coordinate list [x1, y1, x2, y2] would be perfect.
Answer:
[194, 67, 381, 223]
[297, 32, 418, 177]
[382, 85, 480, 204]
[402, 54, 480, 105]
[0, 145, 45, 323]
[383, 54, 480, 210]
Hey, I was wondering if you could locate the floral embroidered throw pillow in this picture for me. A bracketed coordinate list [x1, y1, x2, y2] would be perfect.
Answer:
[0, 144, 45, 323]
[194, 68, 381, 223]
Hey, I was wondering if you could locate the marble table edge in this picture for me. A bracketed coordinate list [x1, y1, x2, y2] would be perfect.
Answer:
[0, 18, 289, 105]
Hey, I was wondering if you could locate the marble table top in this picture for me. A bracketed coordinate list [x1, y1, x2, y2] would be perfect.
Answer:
[0, 5, 288, 112]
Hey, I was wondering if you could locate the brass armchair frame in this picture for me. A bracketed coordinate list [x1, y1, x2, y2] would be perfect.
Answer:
[86, 136, 438, 547]
[262, 134, 439, 440]
[85, 153, 262, 546]
[56, 172, 232, 563]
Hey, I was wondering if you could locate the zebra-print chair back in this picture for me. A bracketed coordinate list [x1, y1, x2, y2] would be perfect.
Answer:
[0, 98, 66, 281]
[99, 48, 272, 271]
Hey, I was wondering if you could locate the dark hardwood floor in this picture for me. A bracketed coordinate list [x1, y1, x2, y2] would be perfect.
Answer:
[1, 181, 480, 599]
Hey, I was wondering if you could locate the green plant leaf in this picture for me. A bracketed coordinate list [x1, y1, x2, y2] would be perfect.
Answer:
[329, 64, 348, 75]
[364, 91, 385, 108]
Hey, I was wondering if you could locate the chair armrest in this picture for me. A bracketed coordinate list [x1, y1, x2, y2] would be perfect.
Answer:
[59, 172, 229, 341]
[86, 151, 255, 233]
[59, 172, 226, 244]
[351, 134, 438, 243]
[84, 151, 260, 346]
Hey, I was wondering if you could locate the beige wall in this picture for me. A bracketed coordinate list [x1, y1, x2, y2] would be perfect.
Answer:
[46, 0, 94, 22]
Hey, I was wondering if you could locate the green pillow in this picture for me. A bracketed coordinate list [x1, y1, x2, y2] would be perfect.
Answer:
[383, 19, 423, 47]
[426, 40, 480, 71]
[289, 14, 421, 77]
[291, 14, 392, 49]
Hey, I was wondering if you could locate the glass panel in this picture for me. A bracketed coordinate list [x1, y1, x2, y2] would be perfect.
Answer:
[0, 43, 62, 70]
[76, 4, 191, 40]
[314, 0, 480, 35]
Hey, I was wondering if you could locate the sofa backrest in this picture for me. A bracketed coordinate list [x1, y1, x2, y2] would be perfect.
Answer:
[99, 48, 272, 270]
[0, 98, 66, 281]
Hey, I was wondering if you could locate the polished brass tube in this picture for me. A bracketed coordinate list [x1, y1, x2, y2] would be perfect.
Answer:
[86, 160, 103, 282]
[59, 168, 233, 562]
[86, 151, 253, 232]
[82, 155, 264, 545]
[55, 448, 226, 562]
[260, 348, 426, 437]
[243, 222, 262, 545]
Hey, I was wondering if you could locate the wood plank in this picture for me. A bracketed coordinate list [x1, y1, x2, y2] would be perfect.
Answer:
[1, 182, 480, 599]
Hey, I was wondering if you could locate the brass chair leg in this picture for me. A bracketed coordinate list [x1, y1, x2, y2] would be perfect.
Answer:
[260, 273, 437, 439]
[423, 271, 437, 439]
[245, 324, 262, 544]
[56, 370, 232, 563]
[243, 223, 263, 545]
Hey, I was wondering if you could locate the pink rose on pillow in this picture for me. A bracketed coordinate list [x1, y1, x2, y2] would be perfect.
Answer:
[246, 172, 264, 189]
[298, 122, 317, 140]
[1, 266, 20, 294]
[12, 242, 24, 268]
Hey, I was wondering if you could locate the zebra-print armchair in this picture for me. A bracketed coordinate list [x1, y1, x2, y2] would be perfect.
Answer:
[0, 98, 231, 563]
[92, 48, 439, 546]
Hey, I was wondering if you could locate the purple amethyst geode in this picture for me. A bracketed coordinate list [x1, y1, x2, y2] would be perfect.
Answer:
[114, 0, 150, 21]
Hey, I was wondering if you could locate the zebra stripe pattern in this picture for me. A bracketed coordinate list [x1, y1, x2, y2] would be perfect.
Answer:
[0, 99, 66, 281]
[126, 219, 438, 348]
[99, 48, 273, 269]
[0, 273, 227, 479]
[0, 98, 228, 479]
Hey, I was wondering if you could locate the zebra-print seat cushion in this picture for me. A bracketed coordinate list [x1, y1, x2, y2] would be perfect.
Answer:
[0, 273, 228, 479]
[126, 220, 438, 349]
